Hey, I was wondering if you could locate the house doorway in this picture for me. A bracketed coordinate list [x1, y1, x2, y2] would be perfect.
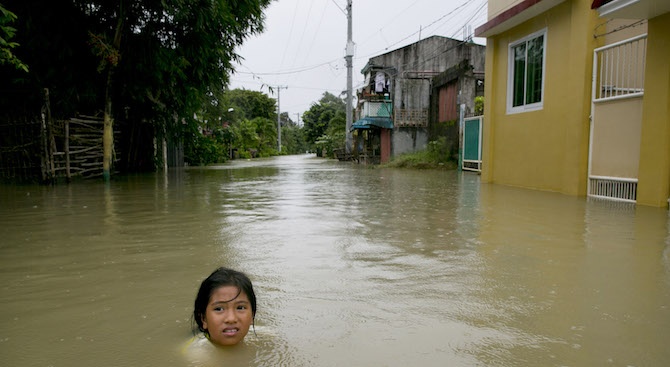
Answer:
[588, 34, 647, 203]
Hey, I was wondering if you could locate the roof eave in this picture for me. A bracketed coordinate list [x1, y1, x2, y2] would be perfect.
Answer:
[475, 0, 566, 38]
[596, 0, 670, 19]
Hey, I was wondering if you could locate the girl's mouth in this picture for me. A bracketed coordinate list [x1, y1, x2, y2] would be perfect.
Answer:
[222, 328, 239, 336]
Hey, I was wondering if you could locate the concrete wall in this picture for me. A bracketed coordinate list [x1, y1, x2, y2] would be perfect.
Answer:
[488, 0, 525, 21]
[369, 37, 486, 83]
[369, 36, 472, 77]
[393, 127, 428, 156]
[637, 12, 670, 206]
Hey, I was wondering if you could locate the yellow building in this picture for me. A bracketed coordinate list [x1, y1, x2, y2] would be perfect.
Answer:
[475, 0, 670, 207]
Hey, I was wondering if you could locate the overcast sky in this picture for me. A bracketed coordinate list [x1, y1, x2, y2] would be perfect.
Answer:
[229, 0, 488, 123]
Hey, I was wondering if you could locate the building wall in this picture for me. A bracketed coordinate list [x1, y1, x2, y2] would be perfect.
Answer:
[637, 12, 670, 206]
[369, 36, 481, 77]
[393, 127, 428, 156]
[481, 0, 597, 195]
[488, 0, 526, 21]
[364, 36, 486, 158]
[459, 74, 481, 115]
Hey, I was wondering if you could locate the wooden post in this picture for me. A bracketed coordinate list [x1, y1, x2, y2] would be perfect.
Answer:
[41, 88, 50, 183]
[65, 119, 71, 182]
[48, 112, 55, 183]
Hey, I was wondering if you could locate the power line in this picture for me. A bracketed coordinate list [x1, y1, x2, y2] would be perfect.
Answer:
[230, 78, 342, 93]
[237, 0, 484, 78]
[287, 0, 316, 80]
[300, 0, 330, 78]
[357, 0, 477, 59]
[330, 0, 346, 15]
[278, 0, 301, 70]
[236, 58, 342, 76]
[231, 0, 488, 116]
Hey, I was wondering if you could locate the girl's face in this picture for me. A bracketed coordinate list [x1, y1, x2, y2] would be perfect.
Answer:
[201, 285, 253, 346]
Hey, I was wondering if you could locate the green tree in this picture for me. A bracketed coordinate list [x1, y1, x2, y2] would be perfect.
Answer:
[0, 4, 27, 72]
[281, 124, 307, 154]
[1, 1, 102, 118]
[278, 112, 307, 154]
[231, 119, 260, 158]
[302, 92, 345, 147]
[279, 112, 294, 127]
[95, 0, 272, 177]
[224, 88, 277, 121]
[2, 0, 272, 175]
[250, 116, 277, 156]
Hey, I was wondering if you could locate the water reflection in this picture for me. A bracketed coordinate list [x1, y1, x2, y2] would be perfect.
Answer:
[0, 155, 669, 366]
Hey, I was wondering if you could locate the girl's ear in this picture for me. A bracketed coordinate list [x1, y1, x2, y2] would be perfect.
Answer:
[201, 315, 208, 331]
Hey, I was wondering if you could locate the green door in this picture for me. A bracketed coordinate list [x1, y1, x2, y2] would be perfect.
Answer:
[462, 116, 482, 172]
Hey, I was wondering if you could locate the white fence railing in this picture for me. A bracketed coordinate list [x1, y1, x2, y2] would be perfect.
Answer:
[588, 175, 637, 203]
[593, 34, 647, 102]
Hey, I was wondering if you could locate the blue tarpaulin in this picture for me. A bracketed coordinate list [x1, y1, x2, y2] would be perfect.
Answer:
[351, 117, 393, 130]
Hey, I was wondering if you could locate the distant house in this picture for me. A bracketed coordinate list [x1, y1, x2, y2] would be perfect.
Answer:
[475, 0, 670, 206]
[353, 36, 485, 164]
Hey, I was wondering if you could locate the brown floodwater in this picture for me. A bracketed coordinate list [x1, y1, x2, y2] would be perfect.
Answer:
[1, 154, 668, 366]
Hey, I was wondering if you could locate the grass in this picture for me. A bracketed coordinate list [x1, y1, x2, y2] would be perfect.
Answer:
[381, 149, 457, 170]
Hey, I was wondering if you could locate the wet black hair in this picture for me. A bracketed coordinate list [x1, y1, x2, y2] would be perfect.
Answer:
[192, 267, 257, 335]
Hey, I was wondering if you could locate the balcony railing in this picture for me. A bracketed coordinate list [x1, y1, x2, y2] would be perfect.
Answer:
[362, 101, 393, 118]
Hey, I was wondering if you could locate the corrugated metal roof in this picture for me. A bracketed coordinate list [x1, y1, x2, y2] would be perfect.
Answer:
[351, 117, 393, 130]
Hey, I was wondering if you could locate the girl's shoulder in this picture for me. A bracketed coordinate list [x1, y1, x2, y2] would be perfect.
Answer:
[181, 334, 215, 357]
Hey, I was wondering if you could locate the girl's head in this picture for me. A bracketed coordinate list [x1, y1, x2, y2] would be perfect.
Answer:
[193, 267, 257, 346]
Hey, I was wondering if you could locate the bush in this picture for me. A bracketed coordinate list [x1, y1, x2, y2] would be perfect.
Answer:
[383, 137, 457, 170]
[427, 137, 454, 164]
[184, 133, 227, 166]
[474, 96, 484, 115]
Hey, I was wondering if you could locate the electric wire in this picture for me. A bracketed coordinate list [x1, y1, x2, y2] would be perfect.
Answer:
[231, 0, 489, 114]
[237, 0, 484, 77]
[330, 0, 346, 15]
[278, 0, 301, 70]
[290, 0, 330, 85]
[287, 0, 316, 81]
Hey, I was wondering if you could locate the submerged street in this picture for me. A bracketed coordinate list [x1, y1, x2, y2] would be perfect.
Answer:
[1, 154, 669, 366]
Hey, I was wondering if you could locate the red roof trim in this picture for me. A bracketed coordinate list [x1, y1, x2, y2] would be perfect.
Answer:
[475, 0, 543, 37]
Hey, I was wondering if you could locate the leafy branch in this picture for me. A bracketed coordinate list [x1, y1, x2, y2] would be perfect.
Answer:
[0, 4, 28, 72]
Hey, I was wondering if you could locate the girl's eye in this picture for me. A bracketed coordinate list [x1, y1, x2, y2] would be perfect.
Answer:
[237, 305, 247, 310]
[213, 307, 224, 311]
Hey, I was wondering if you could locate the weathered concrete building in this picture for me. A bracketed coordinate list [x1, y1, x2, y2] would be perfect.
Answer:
[353, 35, 485, 163]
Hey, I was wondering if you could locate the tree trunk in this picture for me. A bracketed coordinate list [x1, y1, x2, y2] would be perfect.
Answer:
[102, 4, 124, 182]
[103, 72, 114, 181]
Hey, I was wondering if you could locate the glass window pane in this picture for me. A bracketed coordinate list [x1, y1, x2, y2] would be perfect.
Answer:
[526, 35, 543, 104]
[512, 43, 526, 107]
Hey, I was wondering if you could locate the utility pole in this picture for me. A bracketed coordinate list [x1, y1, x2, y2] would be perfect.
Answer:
[345, 0, 354, 154]
[276, 85, 288, 152]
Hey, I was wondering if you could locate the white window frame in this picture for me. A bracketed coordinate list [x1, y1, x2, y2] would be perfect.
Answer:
[507, 28, 547, 114]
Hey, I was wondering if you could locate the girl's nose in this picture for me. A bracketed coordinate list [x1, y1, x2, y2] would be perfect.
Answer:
[223, 309, 237, 322]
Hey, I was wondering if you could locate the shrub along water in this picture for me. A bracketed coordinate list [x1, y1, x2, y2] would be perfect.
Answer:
[382, 137, 458, 170]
